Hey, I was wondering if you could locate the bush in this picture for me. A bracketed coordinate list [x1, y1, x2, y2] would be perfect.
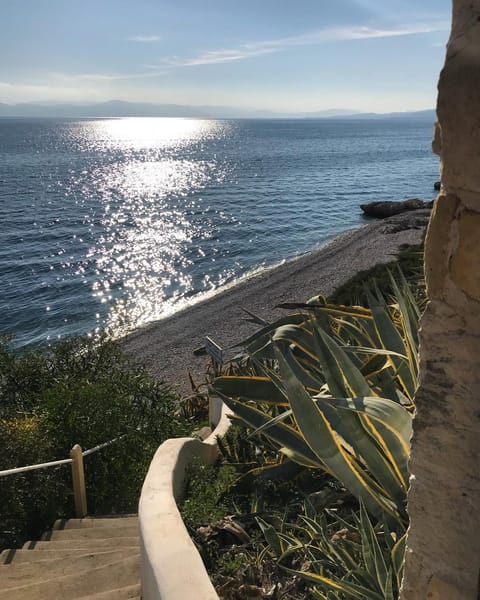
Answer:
[0, 336, 191, 549]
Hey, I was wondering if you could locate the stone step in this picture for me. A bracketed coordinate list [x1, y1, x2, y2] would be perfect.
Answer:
[0, 550, 139, 589]
[1, 548, 132, 565]
[0, 554, 140, 600]
[53, 516, 138, 530]
[43, 524, 138, 541]
[76, 583, 141, 599]
[23, 537, 139, 551]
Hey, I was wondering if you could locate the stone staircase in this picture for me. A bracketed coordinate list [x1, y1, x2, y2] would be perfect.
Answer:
[0, 516, 141, 599]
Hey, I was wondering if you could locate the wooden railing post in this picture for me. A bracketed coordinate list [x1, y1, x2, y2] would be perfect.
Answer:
[70, 444, 87, 518]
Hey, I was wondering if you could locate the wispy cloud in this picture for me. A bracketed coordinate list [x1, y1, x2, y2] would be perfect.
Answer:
[127, 35, 161, 43]
[162, 21, 450, 68]
[48, 70, 168, 82]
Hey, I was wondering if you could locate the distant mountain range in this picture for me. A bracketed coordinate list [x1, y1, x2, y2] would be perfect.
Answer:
[0, 100, 436, 121]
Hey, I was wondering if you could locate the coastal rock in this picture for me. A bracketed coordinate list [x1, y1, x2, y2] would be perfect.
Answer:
[379, 209, 431, 233]
[434, 180, 441, 190]
[360, 198, 431, 218]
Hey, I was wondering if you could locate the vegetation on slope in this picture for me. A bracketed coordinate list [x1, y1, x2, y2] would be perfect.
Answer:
[0, 336, 192, 550]
[182, 243, 424, 599]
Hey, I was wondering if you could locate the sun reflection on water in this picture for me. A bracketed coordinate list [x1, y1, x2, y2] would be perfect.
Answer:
[92, 117, 224, 150]
[81, 117, 235, 338]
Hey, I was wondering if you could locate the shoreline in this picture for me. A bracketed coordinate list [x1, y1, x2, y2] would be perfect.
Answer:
[122, 210, 430, 393]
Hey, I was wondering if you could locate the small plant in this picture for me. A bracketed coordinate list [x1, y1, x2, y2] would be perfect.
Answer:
[258, 501, 406, 600]
[181, 458, 238, 529]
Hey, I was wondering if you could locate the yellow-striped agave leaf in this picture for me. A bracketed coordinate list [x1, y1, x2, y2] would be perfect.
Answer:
[274, 346, 400, 522]
[214, 390, 320, 467]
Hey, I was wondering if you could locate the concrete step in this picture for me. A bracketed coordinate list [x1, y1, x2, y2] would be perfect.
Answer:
[53, 516, 138, 530]
[43, 524, 138, 541]
[1, 547, 134, 565]
[0, 554, 140, 600]
[0, 550, 139, 589]
[76, 583, 141, 599]
[23, 537, 139, 551]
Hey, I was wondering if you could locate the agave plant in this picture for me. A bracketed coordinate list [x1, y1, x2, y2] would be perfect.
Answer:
[257, 501, 406, 600]
[212, 272, 419, 525]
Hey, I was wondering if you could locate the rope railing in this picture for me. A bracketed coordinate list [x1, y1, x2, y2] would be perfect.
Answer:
[0, 457, 73, 478]
[0, 435, 126, 518]
[82, 434, 126, 457]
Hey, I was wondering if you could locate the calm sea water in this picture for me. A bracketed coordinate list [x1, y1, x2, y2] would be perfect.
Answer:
[0, 117, 438, 348]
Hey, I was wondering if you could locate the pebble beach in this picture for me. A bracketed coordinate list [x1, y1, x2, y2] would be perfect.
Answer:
[122, 209, 430, 393]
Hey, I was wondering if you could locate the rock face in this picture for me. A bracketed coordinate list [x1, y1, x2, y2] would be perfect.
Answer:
[360, 198, 432, 218]
[400, 3, 480, 600]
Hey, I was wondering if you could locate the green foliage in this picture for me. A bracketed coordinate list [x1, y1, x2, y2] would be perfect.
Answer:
[213, 277, 419, 525]
[181, 458, 238, 528]
[328, 243, 424, 307]
[207, 271, 422, 597]
[0, 336, 191, 549]
[258, 502, 406, 600]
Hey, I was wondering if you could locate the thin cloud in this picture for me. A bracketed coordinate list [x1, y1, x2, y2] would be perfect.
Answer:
[127, 35, 161, 43]
[162, 21, 450, 68]
[48, 70, 168, 82]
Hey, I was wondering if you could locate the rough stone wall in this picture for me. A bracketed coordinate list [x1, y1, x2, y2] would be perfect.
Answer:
[400, 2, 480, 599]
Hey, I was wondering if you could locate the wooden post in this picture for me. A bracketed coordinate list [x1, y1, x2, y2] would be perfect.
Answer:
[70, 444, 87, 518]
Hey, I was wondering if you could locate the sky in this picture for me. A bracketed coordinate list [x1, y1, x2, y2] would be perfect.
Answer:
[0, 0, 452, 113]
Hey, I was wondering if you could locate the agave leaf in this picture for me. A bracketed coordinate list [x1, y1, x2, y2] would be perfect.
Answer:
[388, 272, 419, 387]
[321, 396, 411, 511]
[333, 318, 377, 349]
[366, 288, 416, 399]
[272, 324, 316, 360]
[214, 375, 288, 405]
[234, 460, 303, 486]
[384, 568, 395, 600]
[358, 502, 389, 595]
[388, 272, 418, 351]
[248, 409, 293, 437]
[391, 532, 406, 590]
[214, 390, 320, 465]
[272, 323, 325, 384]
[344, 346, 408, 360]
[282, 566, 384, 600]
[274, 346, 400, 521]
[397, 267, 422, 320]
[239, 313, 308, 349]
[279, 446, 327, 469]
[313, 327, 372, 398]
[311, 304, 373, 320]
[241, 307, 270, 326]
[313, 397, 408, 513]
[318, 396, 411, 452]
[256, 516, 284, 557]
[273, 332, 325, 390]
[245, 354, 293, 400]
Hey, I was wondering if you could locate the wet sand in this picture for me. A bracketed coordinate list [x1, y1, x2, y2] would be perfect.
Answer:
[122, 210, 429, 394]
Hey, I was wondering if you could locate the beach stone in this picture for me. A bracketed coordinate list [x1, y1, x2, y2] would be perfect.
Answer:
[360, 198, 429, 218]
[401, 2, 480, 599]
[433, 180, 441, 190]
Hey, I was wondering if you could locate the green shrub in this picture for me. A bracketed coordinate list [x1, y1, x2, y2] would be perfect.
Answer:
[0, 336, 191, 549]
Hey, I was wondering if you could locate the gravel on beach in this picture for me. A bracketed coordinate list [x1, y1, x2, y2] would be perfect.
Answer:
[122, 210, 430, 394]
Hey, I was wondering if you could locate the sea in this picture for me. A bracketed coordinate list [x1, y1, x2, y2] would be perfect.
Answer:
[0, 117, 439, 348]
